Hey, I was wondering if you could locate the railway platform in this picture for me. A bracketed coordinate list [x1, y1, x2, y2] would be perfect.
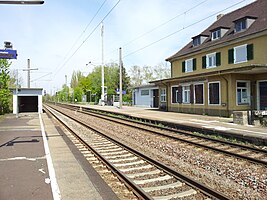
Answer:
[83, 105, 267, 144]
[0, 113, 118, 200]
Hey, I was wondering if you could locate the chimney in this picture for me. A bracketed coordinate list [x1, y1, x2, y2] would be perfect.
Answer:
[217, 14, 224, 20]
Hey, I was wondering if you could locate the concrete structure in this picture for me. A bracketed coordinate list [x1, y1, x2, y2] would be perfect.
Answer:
[132, 84, 159, 108]
[152, 0, 267, 117]
[12, 88, 43, 114]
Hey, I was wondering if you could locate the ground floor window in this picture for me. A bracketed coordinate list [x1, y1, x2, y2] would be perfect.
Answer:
[171, 86, 182, 103]
[208, 81, 220, 105]
[194, 83, 204, 104]
[236, 81, 250, 105]
[182, 85, 190, 103]
[160, 88, 166, 102]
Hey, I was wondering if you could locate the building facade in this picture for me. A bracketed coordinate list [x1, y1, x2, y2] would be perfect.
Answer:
[152, 0, 267, 117]
[132, 84, 160, 108]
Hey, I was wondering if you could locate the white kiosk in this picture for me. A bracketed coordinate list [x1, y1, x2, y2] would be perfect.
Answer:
[11, 88, 43, 114]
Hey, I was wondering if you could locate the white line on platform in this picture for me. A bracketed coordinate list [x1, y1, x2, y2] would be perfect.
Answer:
[39, 113, 61, 200]
[0, 156, 45, 161]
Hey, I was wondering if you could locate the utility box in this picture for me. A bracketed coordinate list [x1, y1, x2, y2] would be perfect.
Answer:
[233, 111, 248, 125]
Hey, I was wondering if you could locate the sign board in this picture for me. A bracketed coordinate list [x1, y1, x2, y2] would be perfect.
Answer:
[254, 110, 267, 116]
[0, 49, 17, 59]
[116, 88, 126, 94]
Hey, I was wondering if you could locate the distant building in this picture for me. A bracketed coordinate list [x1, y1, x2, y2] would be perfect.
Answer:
[132, 84, 159, 108]
[152, 0, 267, 117]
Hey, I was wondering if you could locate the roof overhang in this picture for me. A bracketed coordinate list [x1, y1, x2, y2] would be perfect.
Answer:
[151, 64, 267, 85]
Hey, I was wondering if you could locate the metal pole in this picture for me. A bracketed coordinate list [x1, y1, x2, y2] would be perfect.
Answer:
[119, 47, 122, 109]
[65, 75, 67, 102]
[27, 59, 30, 88]
[16, 69, 18, 118]
[101, 22, 105, 105]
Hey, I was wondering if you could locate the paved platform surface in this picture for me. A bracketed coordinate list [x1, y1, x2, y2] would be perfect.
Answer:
[0, 113, 118, 200]
[84, 105, 267, 143]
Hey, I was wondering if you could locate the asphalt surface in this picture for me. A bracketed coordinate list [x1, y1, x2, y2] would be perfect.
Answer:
[0, 113, 53, 200]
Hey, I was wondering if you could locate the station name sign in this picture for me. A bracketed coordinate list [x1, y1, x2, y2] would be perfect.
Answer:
[254, 110, 267, 116]
[0, 49, 17, 59]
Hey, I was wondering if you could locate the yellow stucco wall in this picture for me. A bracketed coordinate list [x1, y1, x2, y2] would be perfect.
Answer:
[171, 34, 267, 78]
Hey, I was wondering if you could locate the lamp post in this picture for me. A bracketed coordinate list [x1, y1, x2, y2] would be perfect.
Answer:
[100, 23, 105, 105]
[0, 1, 44, 4]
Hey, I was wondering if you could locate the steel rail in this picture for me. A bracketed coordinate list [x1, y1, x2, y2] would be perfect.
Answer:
[53, 103, 267, 166]
[45, 104, 229, 200]
[44, 105, 151, 199]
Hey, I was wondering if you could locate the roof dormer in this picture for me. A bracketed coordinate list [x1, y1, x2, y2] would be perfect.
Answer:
[210, 27, 230, 40]
[233, 16, 257, 33]
[192, 34, 208, 47]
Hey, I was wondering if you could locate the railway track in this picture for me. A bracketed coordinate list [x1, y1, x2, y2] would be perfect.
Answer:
[54, 103, 267, 167]
[44, 104, 229, 199]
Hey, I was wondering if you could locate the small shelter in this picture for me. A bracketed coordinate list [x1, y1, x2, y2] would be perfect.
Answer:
[132, 84, 159, 108]
[11, 88, 43, 114]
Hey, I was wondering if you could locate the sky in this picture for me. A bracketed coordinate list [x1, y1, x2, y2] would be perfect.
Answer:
[0, 0, 255, 94]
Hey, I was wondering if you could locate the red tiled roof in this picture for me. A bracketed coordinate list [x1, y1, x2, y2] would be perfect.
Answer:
[167, 0, 267, 61]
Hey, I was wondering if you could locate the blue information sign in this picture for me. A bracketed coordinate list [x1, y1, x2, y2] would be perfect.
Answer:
[0, 49, 17, 59]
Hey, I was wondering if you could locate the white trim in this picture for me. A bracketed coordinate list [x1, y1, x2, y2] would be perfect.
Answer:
[185, 58, 193, 73]
[211, 29, 221, 40]
[236, 80, 250, 106]
[208, 81, 221, 105]
[160, 88, 166, 103]
[194, 83, 205, 105]
[171, 85, 179, 104]
[182, 84, 191, 104]
[206, 52, 216, 69]
[234, 44, 247, 64]
[39, 114, 61, 200]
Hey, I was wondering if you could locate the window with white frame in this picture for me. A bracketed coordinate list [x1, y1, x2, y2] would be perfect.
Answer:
[194, 83, 204, 104]
[185, 59, 193, 72]
[235, 20, 247, 32]
[236, 81, 250, 105]
[234, 45, 247, 63]
[193, 37, 201, 47]
[206, 53, 216, 68]
[212, 29, 221, 40]
[141, 89, 149, 96]
[160, 88, 166, 102]
[182, 85, 190, 103]
[208, 82, 220, 105]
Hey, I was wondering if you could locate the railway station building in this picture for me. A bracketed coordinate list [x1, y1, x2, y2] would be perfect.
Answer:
[132, 84, 160, 108]
[11, 88, 43, 114]
[152, 0, 267, 117]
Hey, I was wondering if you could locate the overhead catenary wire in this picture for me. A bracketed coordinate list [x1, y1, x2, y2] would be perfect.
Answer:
[123, 0, 247, 59]
[106, 0, 209, 58]
[59, 0, 108, 67]
[53, 0, 121, 77]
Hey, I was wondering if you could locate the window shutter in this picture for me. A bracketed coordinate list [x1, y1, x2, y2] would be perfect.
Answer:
[172, 87, 176, 103]
[178, 86, 182, 103]
[216, 52, 221, 66]
[202, 56, 206, 69]
[182, 61, 185, 73]
[193, 58, 197, 71]
[228, 48, 234, 64]
[247, 44, 254, 60]
[190, 84, 194, 104]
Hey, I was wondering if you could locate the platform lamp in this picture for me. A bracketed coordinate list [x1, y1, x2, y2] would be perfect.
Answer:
[0, 1, 44, 4]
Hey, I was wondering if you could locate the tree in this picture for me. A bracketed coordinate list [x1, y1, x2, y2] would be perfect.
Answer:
[70, 70, 83, 88]
[0, 59, 12, 114]
[129, 62, 171, 86]
[129, 65, 143, 87]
